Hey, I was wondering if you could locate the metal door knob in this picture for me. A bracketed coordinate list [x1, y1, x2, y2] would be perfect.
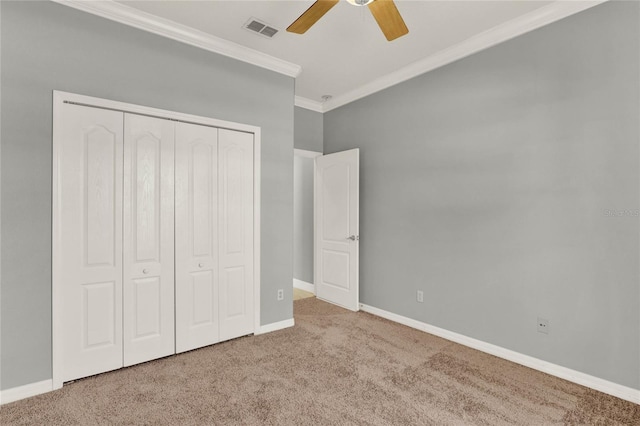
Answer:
[198, 263, 204, 268]
[142, 269, 149, 274]
[347, 235, 359, 241]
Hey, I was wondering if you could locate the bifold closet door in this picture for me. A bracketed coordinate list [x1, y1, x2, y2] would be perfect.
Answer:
[59, 104, 124, 382]
[175, 122, 220, 353]
[123, 114, 175, 366]
[58, 101, 254, 380]
[175, 126, 255, 350]
[218, 129, 254, 341]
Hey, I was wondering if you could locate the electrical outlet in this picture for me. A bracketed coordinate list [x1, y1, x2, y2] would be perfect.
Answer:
[537, 317, 549, 334]
[416, 290, 424, 303]
[277, 289, 284, 301]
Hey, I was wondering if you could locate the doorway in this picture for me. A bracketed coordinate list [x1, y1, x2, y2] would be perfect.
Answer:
[293, 149, 321, 300]
[292, 148, 360, 310]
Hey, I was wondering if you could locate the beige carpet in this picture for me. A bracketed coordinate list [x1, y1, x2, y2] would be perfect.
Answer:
[1, 298, 638, 425]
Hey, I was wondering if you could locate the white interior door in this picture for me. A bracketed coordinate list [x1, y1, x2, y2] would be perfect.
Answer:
[218, 129, 254, 341]
[58, 104, 124, 381]
[315, 149, 360, 311]
[175, 122, 219, 353]
[123, 114, 175, 366]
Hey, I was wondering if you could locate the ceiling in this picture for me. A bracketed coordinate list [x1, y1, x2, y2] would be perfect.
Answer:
[113, 0, 597, 110]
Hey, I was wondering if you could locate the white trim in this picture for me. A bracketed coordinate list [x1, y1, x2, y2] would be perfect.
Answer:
[53, 91, 261, 134]
[253, 129, 262, 335]
[52, 91, 262, 390]
[51, 0, 301, 78]
[294, 96, 324, 113]
[0, 2, 3, 398]
[360, 303, 640, 405]
[256, 318, 295, 335]
[0, 380, 53, 405]
[322, 0, 607, 112]
[51, 92, 64, 391]
[293, 279, 315, 294]
[294, 149, 322, 159]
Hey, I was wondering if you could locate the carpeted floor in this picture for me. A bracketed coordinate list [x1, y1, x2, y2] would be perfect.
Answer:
[1, 297, 638, 425]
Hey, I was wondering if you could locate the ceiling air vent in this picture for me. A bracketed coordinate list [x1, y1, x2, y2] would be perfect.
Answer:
[243, 18, 279, 39]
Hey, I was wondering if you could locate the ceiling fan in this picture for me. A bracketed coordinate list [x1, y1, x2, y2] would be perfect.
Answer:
[286, 0, 409, 42]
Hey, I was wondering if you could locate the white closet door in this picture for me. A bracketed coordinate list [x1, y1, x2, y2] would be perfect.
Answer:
[59, 104, 124, 381]
[218, 129, 255, 341]
[123, 114, 175, 366]
[175, 122, 219, 353]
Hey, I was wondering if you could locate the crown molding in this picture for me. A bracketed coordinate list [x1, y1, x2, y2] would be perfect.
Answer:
[323, 0, 608, 112]
[50, 0, 302, 78]
[50, 0, 607, 112]
[294, 96, 324, 113]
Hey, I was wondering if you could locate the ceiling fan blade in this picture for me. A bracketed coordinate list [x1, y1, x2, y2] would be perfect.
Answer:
[287, 0, 340, 34]
[368, 0, 409, 41]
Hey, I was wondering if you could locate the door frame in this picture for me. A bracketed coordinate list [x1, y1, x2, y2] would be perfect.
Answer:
[52, 91, 262, 390]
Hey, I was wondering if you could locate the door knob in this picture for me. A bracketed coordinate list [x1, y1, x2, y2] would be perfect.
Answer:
[347, 235, 359, 241]
[198, 263, 204, 268]
[142, 269, 149, 274]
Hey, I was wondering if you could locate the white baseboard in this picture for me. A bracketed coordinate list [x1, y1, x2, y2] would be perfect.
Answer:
[256, 318, 295, 335]
[360, 303, 640, 405]
[0, 379, 53, 405]
[293, 279, 315, 294]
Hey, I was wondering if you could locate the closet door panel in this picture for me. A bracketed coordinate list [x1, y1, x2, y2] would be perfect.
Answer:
[59, 103, 124, 381]
[218, 129, 254, 341]
[175, 122, 219, 353]
[123, 114, 175, 366]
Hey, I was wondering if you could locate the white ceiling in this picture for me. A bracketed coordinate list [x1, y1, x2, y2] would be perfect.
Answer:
[113, 0, 598, 110]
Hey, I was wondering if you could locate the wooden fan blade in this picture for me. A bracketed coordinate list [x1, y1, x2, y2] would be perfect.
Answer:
[287, 0, 340, 34]
[368, 0, 408, 41]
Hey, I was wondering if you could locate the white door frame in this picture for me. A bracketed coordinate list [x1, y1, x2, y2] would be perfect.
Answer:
[52, 91, 262, 390]
[293, 149, 322, 294]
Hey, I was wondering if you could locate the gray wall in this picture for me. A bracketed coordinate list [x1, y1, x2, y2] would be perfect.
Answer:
[324, 1, 639, 389]
[293, 155, 315, 283]
[294, 107, 323, 152]
[0, 1, 294, 390]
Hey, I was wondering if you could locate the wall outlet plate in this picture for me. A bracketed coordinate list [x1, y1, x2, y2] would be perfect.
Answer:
[417, 290, 424, 303]
[537, 317, 549, 334]
[277, 289, 284, 301]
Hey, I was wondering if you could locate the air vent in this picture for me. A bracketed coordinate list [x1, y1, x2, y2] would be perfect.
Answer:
[259, 26, 278, 38]
[243, 17, 279, 39]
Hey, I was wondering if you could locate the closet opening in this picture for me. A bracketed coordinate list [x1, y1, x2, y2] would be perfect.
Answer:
[51, 91, 261, 390]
